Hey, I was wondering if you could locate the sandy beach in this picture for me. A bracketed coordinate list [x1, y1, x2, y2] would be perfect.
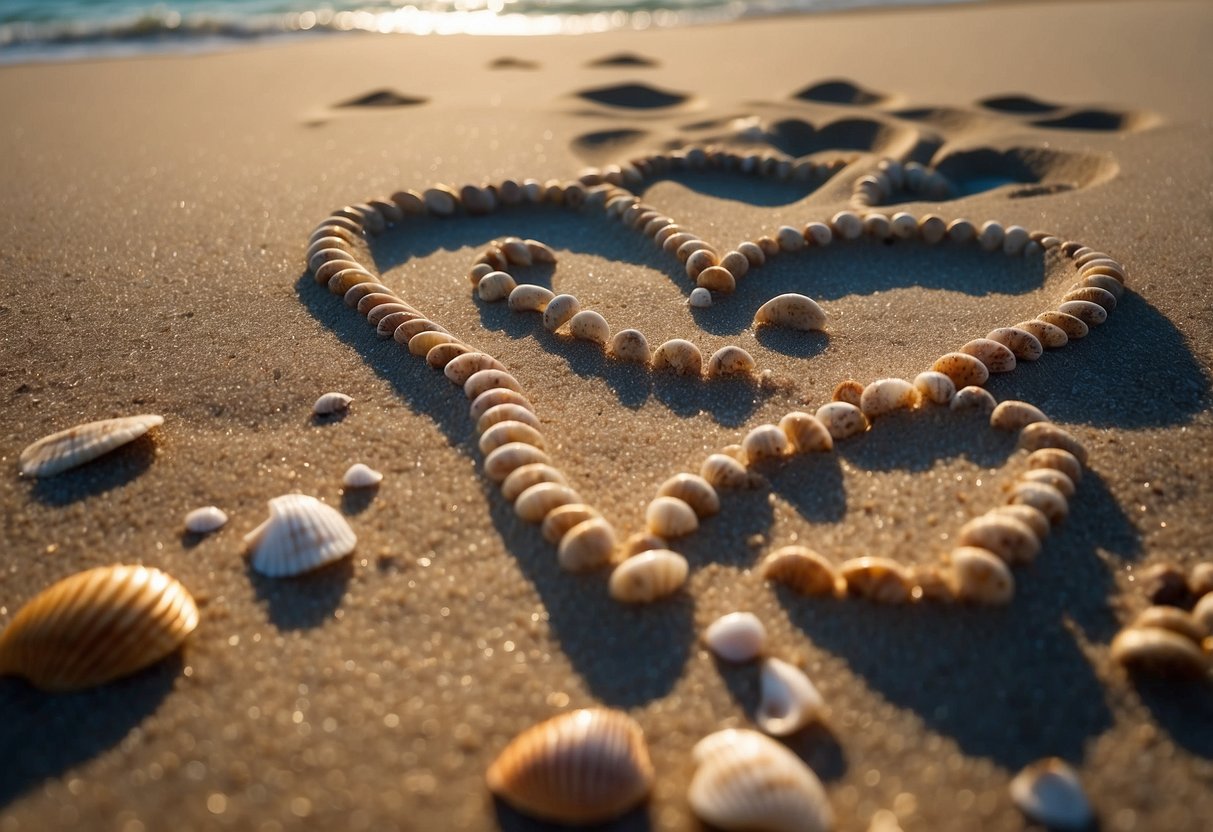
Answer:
[1, 0, 1212, 829]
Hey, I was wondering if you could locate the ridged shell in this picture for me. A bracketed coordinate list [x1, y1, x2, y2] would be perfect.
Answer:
[757, 657, 825, 736]
[20, 414, 165, 477]
[689, 729, 834, 832]
[704, 612, 766, 663]
[754, 294, 828, 331]
[541, 504, 601, 545]
[762, 547, 839, 596]
[558, 518, 618, 573]
[700, 453, 753, 489]
[840, 557, 911, 603]
[184, 505, 228, 534]
[743, 424, 792, 465]
[646, 496, 699, 538]
[484, 443, 551, 482]
[0, 565, 199, 691]
[479, 420, 545, 455]
[342, 463, 383, 488]
[244, 494, 357, 577]
[486, 709, 654, 825]
[1009, 758, 1093, 831]
[948, 546, 1015, 604]
[831, 380, 864, 407]
[779, 412, 833, 453]
[657, 473, 720, 518]
[501, 463, 568, 502]
[609, 550, 689, 603]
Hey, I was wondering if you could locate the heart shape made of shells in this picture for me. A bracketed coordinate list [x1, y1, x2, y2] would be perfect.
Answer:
[305, 144, 1124, 608]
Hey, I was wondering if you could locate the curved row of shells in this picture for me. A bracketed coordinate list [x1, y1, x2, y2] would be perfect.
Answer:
[1109, 563, 1213, 679]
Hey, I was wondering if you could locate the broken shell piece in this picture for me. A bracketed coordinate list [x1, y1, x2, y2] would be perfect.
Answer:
[688, 287, 713, 308]
[743, 424, 792, 464]
[1019, 422, 1088, 464]
[860, 378, 919, 419]
[19, 414, 165, 477]
[704, 612, 766, 662]
[609, 329, 652, 364]
[779, 412, 833, 453]
[646, 496, 699, 538]
[542, 294, 581, 331]
[815, 402, 867, 440]
[950, 386, 997, 413]
[754, 294, 828, 331]
[184, 505, 228, 534]
[957, 515, 1040, 564]
[0, 565, 199, 692]
[485, 708, 654, 826]
[701, 453, 754, 489]
[990, 400, 1049, 431]
[931, 353, 989, 388]
[514, 483, 579, 523]
[762, 547, 839, 596]
[244, 494, 357, 577]
[568, 310, 610, 345]
[541, 504, 601, 545]
[840, 557, 912, 603]
[484, 443, 551, 482]
[707, 346, 757, 377]
[757, 657, 825, 736]
[949, 546, 1015, 604]
[913, 371, 955, 405]
[1009, 759, 1093, 831]
[609, 550, 689, 603]
[508, 284, 555, 313]
[652, 339, 703, 376]
[657, 473, 720, 518]
[342, 463, 383, 489]
[1111, 626, 1208, 677]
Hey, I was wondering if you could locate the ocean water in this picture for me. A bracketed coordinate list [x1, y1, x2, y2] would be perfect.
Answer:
[0, 0, 974, 63]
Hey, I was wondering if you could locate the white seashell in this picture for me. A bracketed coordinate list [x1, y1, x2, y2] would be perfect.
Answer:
[985, 327, 1043, 361]
[762, 546, 839, 596]
[646, 496, 699, 538]
[484, 442, 551, 482]
[859, 378, 919, 419]
[1014, 319, 1068, 350]
[342, 463, 383, 489]
[541, 504, 601, 545]
[515, 483, 580, 523]
[609, 550, 689, 603]
[707, 346, 756, 377]
[479, 420, 545, 455]
[1008, 482, 1069, 525]
[501, 462, 568, 502]
[743, 424, 792, 464]
[1018, 422, 1087, 464]
[485, 708, 654, 825]
[508, 284, 554, 313]
[688, 287, 713, 308]
[931, 352, 989, 388]
[754, 294, 827, 331]
[704, 612, 766, 662]
[913, 371, 955, 405]
[863, 213, 891, 240]
[689, 729, 834, 832]
[464, 368, 523, 401]
[815, 402, 867, 440]
[957, 515, 1040, 564]
[542, 294, 581, 331]
[779, 412, 833, 453]
[469, 387, 533, 423]
[1026, 448, 1084, 484]
[609, 329, 651, 364]
[558, 518, 617, 572]
[697, 266, 736, 293]
[445, 352, 507, 387]
[830, 210, 863, 240]
[1019, 467, 1076, 498]
[948, 546, 1015, 604]
[1111, 626, 1208, 677]
[568, 310, 610, 345]
[1009, 758, 1093, 831]
[652, 339, 703, 376]
[244, 494, 356, 577]
[756, 657, 825, 736]
[19, 414, 165, 477]
[959, 338, 1016, 373]
[950, 386, 997, 413]
[840, 557, 912, 603]
[657, 473, 720, 518]
[184, 505, 228, 534]
[701, 453, 754, 489]
[990, 400, 1049, 431]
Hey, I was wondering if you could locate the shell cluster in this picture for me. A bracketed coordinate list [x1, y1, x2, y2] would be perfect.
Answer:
[1110, 561, 1212, 679]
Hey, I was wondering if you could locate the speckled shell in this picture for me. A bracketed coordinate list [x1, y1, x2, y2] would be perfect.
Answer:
[957, 515, 1040, 564]
[652, 339, 703, 376]
[948, 546, 1015, 604]
[1020, 468, 1076, 498]
[568, 310, 611, 345]
[707, 346, 757, 377]
[689, 729, 834, 832]
[704, 612, 766, 663]
[609, 550, 689, 603]
[754, 294, 828, 331]
[913, 371, 955, 405]
[757, 657, 825, 736]
[646, 496, 699, 538]
[609, 329, 652, 364]
[244, 494, 357, 577]
[508, 284, 555, 313]
[342, 463, 383, 488]
[657, 474, 720, 518]
[743, 424, 792, 464]
[701, 453, 754, 489]
[20, 414, 164, 477]
[0, 565, 198, 692]
[1026, 448, 1084, 484]
[542, 294, 581, 331]
[990, 401, 1049, 431]
[762, 547, 839, 596]
[1038, 311, 1088, 340]
[558, 518, 617, 573]
[1018, 422, 1087, 465]
[931, 353, 989, 388]
[445, 352, 507, 387]
[950, 386, 997, 413]
[986, 327, 1043, 361]
[1009, 758, 1093, 831]
[815, 402, 867, 440]
[486, 709, 654, 825]
[184, 505, 228, 534]
[779, 412, 833, 454]
[1110, 627, 1208, 677]
[960, 339, 1016, 374]
[840, 557, 911, 603]
[859, 378, 919, 419]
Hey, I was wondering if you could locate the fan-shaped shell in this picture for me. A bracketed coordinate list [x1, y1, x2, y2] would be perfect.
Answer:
[609, 550, 688, 603]
[657, 473, 720, 518]
[0, 565, 199, 691]
[486, 708, 654, 825]
[244, 494, 357, 577]
[20, 414, 164, 477]
[558, 518, 618, 573]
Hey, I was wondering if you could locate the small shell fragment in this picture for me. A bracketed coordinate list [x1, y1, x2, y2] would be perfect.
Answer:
[859, 378, 919, 419]
[756, 657, 825, 736]
[342, 463, 383, 489]
[762, 547, 839, 596]
[184, 506, 228, 534]
[558, 518, 617, 572]
[704, 612, 766, 663]
[754, 294, 828, 331]
[840, 557, 912, 603]
[244, 494, 357, 577]
[1009, 759, 1093, 831]
[815, 402, 867, 440]
[646, 496, 699, 538]
[609, 549, 689, 603]
[949, 546, 1015, 604]
[20, 414, 165, 477]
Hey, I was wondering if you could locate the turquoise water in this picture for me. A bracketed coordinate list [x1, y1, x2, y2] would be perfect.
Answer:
[0, 0, 974, 62]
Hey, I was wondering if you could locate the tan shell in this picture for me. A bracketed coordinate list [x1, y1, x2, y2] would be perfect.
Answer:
[244, 494, 357, 577]
[657, 473, 720, 518]
[356, 291, 401, 316]
[1018, 422, 1088, 465]
[508, 284, 554, 313]
[1064, 285, 1117, 312]
[762, 547, 839, 596]
[815, 402, 867, 440]
[989, 504, 1051, 540]
[1191, 593, 1213, 635]
[707, 346, 756, 377]
[697, 266, 737, 293]
[501, 463, 568, 502]
[779, 412, 833, 453]
[1014, 319, 1068, 350]
[477, 271, 517, 302]
[484, 442, 552, 482]
[543, 294, 581, 331]
[859, 378, 919, 419]
[701, 453, 754, 489]
[743, 424, 793, 464]
[445, 353, 507, 387]
[688, 288, 713, 308]
[990, 400, 1049, 431]
[950, 386, 997, 413]
[1111, 627, 1208, 678]
[568, 310, 610, 345]
[960, 339, 1016, 374]
[738, 241, 766, 265]
[500, 239, 532, 266]
[1026, 448, 1084, 484]
[913, 371, 956, 405]
[653, 339, 703, 376]
[1008, 482, 1069, 525]
[1058, 299, 1107, 326]
[831, 380, 864, 407]
[422, 186, 457, 216]
[468, 262, 494, 286]
[609, 550, 689, 603]
[0, 565, 199, 692]
[20, 414, 164, 477]
[558, 518, 618, 572]
[840, 557, 912, 603]
[1132, 606, 1206, 643]
[464, 369, 524, 401]
[985, 327, 1044, 361]
[957, 515, 1040, 564]
[1009, 759, 1093, 831]
[756, 657, 825, 736]
[948, 546, 1015, 604]
[831, 210, 863, 240]
[486, 709, 654, 825]
[393, 318, 448, 344]
[515, 483, 580, 523]
[477, 403, 541, 435]
[426, 342, 472, 369]
[1019, 468, 1076, 498]
[1190, 563, 1213, 597]
[931, 352, 989, 388]
[1038, 311, 1088, 340]
[408, 330, 457, 357]
[609, 329, 652, 364]
[719, 251, 750, 280]
[754, 294, 828, 331]
[541, 504, 601, 545]
[646, 496, 699, 538]
[469, 387, 533, 423]
[479, 420, 545, 455]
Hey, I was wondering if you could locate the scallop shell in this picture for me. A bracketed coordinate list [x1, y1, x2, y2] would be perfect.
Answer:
[184, 505, 228, 534]
[754, 294, 828, 331]
[757, 657, 825, 736]
[743, 424, 792, 464]
[948, 546, 1015, 604]
[244, 494, 357, 577]
[1009, 758, 1093, 831]
[20, 414, 164, 477]
[0, 565, 199, 692]
[762, 546, 839, 596]
[815, 402, 867, 440]
[704, 612, 766, 663]
[514, 483, 579, 523]
[657, 473, 720, 518]
[652, 339, 703, 376]
[840, 557, 911, 604]
[913, 371, 956, 405]
[689, 729, 834, 832]
[990, 400, 1049, 431]
[701, 453, 754, 489]
[485, 708, 654, 825]
[558, 518, 617, 573]
[707, 346, 756, 377]
[568, 310, 611, 345]
[342, 463, 383, 488]
[609, 329, 652, 364]
[779, 412, 833, 454]
[860, 378, 919, 419]
[646, 496, 699, 538]
[609, 550, 688, 603]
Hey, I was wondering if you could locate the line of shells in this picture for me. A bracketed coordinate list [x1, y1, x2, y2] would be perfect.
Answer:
[1109, 561, 1213, 679]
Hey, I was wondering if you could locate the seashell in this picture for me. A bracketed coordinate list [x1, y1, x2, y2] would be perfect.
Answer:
[476, 248, 509, 271]
[989, 400, 1049, 432]
[859, 378, 919, 419]
[444, 353, 506, 387]
[646, 496, 699, 538]
[543, 294, 581, 332]
[501, 463, 568, 502]
[515, 483, 580, 523]
[408, 330, 457, 357]
[309, 247, 353, 272]
[391, 189, 426, 215]
[609, 550, 689, 603]
[470, 387, 532, 423]
[558, 517, 618, 572]
[468, 262, 495, 286]
[947, 218, 976, 243]
[0, 565, 199, 692]
[244, 494, 356, 577]
[762, 547, 839, 596]
[704, 612, 766, 662]
[20, 414, 164, 477]
[367, 302, 414, 328]
[1058, 299, 1107, 327]
[313, 257, 359, 285]
[485, 443, 551, 483]
[1014, 319, 1068, 350]
[1018, 422, 1087, 464]
[485, 708, 653, 825]
[815, 402, 867, 440]
[342, 462, 383, 488]
[1037, 310, 1088, 340]
[697, 266, 736, 293]
[680, 242, 717, 267]
[990, 504, 1051, 540]
[464, 368, 524, 401]
[499, 239, 532, 266]
[426, 342, 471, 369]
[328, 268, 377, 296]
[568, 310, 610, 345]
[959, 339, 1016, 373]
[478, 271, 517, 302]
[1064, 285, 1117, 312]
[1189, 562, 1213, 597]
[931, 352, 989, 388]
[957, 515, 1040, 565]
[863, 213, 891, 240]
[542, 504, 601, 545]
[662, 231, 695, 253]
[701, 453, 754, 489]
[356, 291, 401, 316]
[743, 424, 792, 465]
[621, 532, 668, 559]
[911, 564, 955, 603]
[707, 346, 756, 377]
[757, 657, 825, 736]
[738, 241, 766, 265]
[312, 392, 352, 417]
[831, 210, 863, 240]
[609, 329, 652, 364]
[184, 505, 228, 534]
[840, 557, 912, 603]
[1026, 448, 1084, 484]
[978, 220, 1004, 252]
[948, 546, 1015, 604]
[757, 236, 780, 257]
[918, 214, 947, 244]
[393, 319, 448, 344]
[422, 186, 457, 216]
[1138, 563, 1191, 608]
[658, 473, 720, 518]
[1079, 273, 1124, 301]
[1019, 467, 1076, 498]
[754, 294, 828, 331]
[688, 287, 713, 308]
[1002, 225, 1030, 255]
[652, 339, 703, 376]
[688, 729, 834, 832]
[775, 226, 805, 252]
[1132, 606, 1206, 643]
[478, 403, 541, 435]
[913, 371, 955, 405]
[508, 284, 554, 313]
[889, 212, 918, 239]
[1008, 482, 1069, 525]
[720, 250, 750, 279]
[779, 412, 833, 454]
[1009, 759, 1093, 831]
[376, 310, 421, 339]
[1191, 593, 1213, 635]
[805, 222, 832, 247]
[950, 386, 997, 413]
[1111, 626, 1207, 678]
[479, 420, 545, 455]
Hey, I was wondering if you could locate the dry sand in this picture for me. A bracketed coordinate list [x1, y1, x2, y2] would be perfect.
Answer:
[2, 0, 1212, 829]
